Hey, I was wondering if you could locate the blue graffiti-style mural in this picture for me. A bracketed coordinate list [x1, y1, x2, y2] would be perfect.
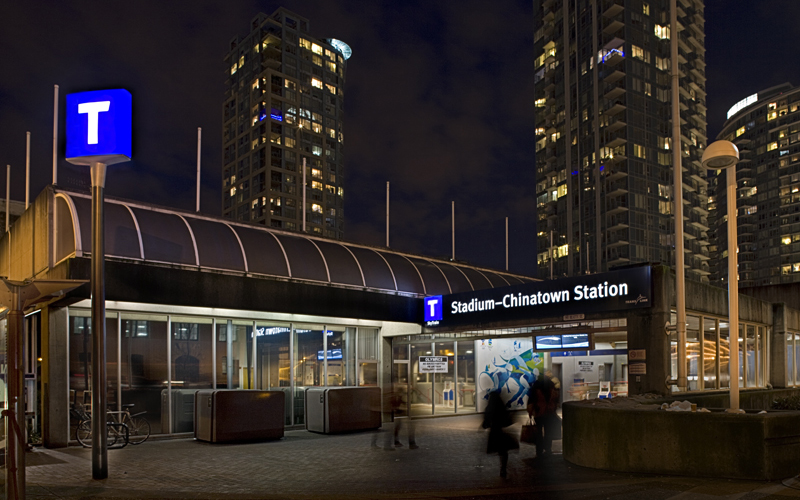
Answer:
[478, 339, 542, 408]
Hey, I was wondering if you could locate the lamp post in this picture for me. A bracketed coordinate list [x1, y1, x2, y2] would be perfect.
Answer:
[701, 140, 740, 410]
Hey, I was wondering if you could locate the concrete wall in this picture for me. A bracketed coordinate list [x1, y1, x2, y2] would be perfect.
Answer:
[563, 400, 800, 480]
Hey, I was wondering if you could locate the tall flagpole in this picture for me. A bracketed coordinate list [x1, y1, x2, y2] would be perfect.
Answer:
[53, 85, 59, 185]
[196, 127, 202, 212]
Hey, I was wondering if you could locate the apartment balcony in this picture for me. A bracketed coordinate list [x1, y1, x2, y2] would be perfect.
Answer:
[602, 0, 624, 18]
[606, 204, 628, 216]
[605, 136, 627, 149]
[605, 118, 626, 134]
[604, 83, 626, 101]
[606, 239, 629, 249]
[608, 257, 631, 268]
[604, 167, 627, 182]
[605, 101, 626, 116]
[602, 48, 625, 66]
[603, 69, 625, 84]
[606, 222, 629, 232]
[603, 19, 625, 35]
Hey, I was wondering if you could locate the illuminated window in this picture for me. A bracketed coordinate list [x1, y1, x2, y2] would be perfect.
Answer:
[311, 78, 323, 89]
[338, 187, 344, 197]
[311, 43, 322, 55]
[768, 142, 778, 151]
[557, 184, 567, 198]
[768, 111, 777, 121]
[312, 54, 323, 66]
[312, 145, 322, 156]
[633, 144, 646, 158]
[535, 98, 546, 107]
[230, 63, 238, 75]
[312, 123, 322, 133]
[655, 57, 669, 71]
[238, 55, 244, 68]
[311, 168, 322, 178]
[654, 24, 669, 39]
[230, 187, 236, 196]
[312, 181, 323, 191]
[311, 204, 323, 213]
[783, 237, 792, 245]
[326, 61, 336, 72]
[325, 83, 336, 94]
[557, 244, 569, 258]
[642, 2, 649, 15]
[299, 38, 311, 50]
[736, 126, 745, 137]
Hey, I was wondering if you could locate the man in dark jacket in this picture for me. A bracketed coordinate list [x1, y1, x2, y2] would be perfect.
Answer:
[528, 373, 558, 458]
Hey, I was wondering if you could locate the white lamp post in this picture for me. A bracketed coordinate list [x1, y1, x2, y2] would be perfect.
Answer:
[701, 140, 740, 410]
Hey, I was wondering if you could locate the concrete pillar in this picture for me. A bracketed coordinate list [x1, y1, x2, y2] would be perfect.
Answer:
[380, 336, 393, 423]
[42, 306, 69, 448]
[770, 303, 788, 389]
[627, 266, 672, 396]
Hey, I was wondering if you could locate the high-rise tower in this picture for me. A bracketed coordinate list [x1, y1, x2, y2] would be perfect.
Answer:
[533, 0, 709, 281]
[710, 83, 800, 287]
[222, 8, 350, 239]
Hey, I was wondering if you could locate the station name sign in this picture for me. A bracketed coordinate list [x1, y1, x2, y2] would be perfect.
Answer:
[423, 266, 651, 328]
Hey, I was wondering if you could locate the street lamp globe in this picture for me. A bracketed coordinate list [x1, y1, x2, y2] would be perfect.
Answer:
[701, 140, 739, 170]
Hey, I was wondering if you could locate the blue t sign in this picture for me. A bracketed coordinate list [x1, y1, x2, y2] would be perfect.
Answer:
[66, 89, 132, 166]
[424, 295, 443, 322]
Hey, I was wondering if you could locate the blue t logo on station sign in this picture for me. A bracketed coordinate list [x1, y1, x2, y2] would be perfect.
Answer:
[66, 89, 132, 166]
[425, 295, 443, 322]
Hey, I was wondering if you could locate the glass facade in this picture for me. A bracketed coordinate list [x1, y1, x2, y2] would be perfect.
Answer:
[670, 312, 769, 393]
[66, 308, 382, 436]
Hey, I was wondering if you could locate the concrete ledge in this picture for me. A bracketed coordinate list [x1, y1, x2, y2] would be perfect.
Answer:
[563, 399, 800, 480]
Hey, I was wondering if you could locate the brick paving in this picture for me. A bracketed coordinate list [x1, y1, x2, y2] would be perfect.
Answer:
[7, 413, 800, 499]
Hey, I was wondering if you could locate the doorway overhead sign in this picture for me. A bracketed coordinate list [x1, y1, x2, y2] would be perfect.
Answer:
[423, 266, 651, 328]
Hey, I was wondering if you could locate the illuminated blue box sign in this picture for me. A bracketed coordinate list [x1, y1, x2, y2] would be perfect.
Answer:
[424, 295, 443, 322]
[66, 89, 132, 166]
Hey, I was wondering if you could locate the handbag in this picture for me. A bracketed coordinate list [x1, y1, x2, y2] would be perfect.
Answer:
[520, 417, 539, 445]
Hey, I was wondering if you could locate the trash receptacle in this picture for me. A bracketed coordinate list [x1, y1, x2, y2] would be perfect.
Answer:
[305, 387, 381, 434]
[194, 390, 284, 443]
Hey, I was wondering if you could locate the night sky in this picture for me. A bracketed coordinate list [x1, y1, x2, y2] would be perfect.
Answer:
[1, 1, 799, 278]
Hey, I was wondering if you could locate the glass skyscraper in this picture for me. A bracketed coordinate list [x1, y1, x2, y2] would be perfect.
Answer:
[222, 8, 350, 239]
[533, 0, 709, 281]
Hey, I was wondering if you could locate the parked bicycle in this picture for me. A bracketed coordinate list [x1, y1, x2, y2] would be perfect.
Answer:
[72, 403, 150, 448]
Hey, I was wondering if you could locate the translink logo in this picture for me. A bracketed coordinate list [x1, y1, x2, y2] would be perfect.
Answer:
[424, 295, 443, 322]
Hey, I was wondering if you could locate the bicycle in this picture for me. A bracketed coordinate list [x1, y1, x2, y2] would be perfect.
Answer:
[107, 404, 151, 445]
[72, 403, 150, 447]
[74, 409, 129, 449]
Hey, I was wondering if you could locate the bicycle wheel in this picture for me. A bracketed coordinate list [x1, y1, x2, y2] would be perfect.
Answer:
[76, 420, 92, 448]
[107, 422, 129, 448]
[127, 416, 151, 445]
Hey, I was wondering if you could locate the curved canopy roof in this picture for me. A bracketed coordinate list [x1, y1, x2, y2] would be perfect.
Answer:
[54, 191, 534, 297]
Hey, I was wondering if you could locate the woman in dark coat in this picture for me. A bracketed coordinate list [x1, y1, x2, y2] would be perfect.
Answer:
[482, 390, 518, 478]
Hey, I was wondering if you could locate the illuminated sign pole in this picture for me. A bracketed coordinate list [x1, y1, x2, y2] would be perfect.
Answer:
[66, 89, 132, 480]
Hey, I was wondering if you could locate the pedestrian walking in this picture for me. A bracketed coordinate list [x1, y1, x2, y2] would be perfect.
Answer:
[529, 372, 558, 458]
[482, 390, 518, 478]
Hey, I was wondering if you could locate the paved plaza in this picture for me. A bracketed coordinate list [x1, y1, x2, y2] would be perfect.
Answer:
[7, 413, 800, 499]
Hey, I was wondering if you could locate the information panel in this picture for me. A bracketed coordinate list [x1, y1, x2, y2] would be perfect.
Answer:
[419, 356, 448, 373]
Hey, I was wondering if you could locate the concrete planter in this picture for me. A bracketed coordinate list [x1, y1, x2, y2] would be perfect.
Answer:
[563, 400, 800, 480]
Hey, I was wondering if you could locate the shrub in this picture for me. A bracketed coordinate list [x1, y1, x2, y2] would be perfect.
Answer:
[771, 396, 800, 410]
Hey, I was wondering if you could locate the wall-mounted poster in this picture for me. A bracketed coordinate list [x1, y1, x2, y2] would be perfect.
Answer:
[476, 338, 542, 412]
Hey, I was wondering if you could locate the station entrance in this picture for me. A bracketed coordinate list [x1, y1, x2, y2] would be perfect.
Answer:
[390, 318, 629, 416]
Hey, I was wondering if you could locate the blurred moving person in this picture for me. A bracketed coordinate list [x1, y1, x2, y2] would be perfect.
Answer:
[482, 390, 518, 478]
